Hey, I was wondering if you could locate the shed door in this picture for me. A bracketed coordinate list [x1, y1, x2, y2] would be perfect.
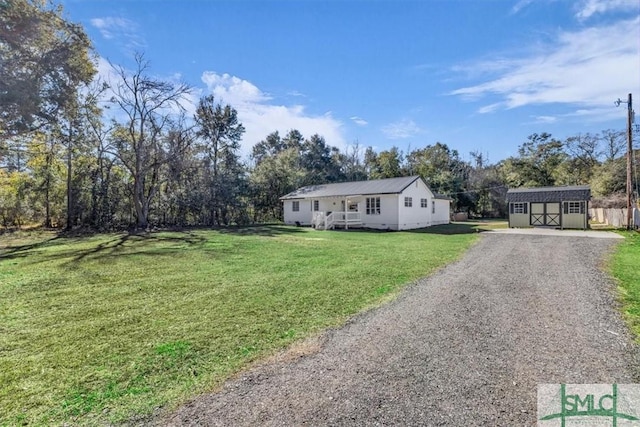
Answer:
[546, 203, 560, 226]
[530, 203, 560, 226]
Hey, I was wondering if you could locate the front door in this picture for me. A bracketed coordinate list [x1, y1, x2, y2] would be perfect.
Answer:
[530, 202, 560, 226]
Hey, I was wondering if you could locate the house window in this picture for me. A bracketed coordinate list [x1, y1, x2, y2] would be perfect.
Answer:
[421, 198, 428, 208]
[366, 197, 380, 215]
[312, 200, 319, 211]
[404, 197, 412, 207]
[432, 201, 435, 214]
[348, 203, 358, 211]
[292, 201, 300, 212]
[510, 202, 527, 214]
[564, 201, 584, 214]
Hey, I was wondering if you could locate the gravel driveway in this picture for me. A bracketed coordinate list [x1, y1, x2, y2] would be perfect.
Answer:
[162, 233, 639, 426]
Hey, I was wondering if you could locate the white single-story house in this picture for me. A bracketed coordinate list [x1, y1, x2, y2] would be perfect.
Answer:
[506, 185, 590, 230]
[280, 175, 451, 230]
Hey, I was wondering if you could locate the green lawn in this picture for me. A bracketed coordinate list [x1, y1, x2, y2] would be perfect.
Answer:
[610, 231, 640, 340]
[0, 225, 478, 426]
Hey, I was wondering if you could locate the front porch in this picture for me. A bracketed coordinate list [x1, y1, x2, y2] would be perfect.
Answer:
[312, 211, 362, 230]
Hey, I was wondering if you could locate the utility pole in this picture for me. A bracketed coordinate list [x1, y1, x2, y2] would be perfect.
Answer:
[616, 93, 634, 230]
[627, 94, 634, 230]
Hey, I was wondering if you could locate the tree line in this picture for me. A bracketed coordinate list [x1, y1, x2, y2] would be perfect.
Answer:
[1, 0, 637, 230]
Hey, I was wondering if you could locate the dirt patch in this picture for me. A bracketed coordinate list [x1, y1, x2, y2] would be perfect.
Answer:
[263, 333, 328, 365]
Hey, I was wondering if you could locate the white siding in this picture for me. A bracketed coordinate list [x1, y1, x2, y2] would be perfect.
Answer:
[283, 199, 311, 225]
[360, 194, 399, 230]
[397, 179, 433, 230]
[314, 198, 331, 213]
[432, 199, 451, 225]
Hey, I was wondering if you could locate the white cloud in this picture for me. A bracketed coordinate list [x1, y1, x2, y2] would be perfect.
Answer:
[90, 16, 146, 51]
[450, 17, 640, 120]
[451, 58, 514, 80]
[91, 17, 127, 39]
[575, 0, 638, 20]
[511, 0, 534, 15]
[287, 90, 306, 98]
[532, 115, 558, 124]
[201, 72, 345, 155]
[381, 119, 421, 140]
[201, 72, 270, 105]
[350, 116, 368, 126]
[563, 106, 628, 122]
[477, 103, 503, 114]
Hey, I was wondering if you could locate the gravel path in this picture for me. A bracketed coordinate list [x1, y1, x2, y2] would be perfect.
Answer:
[162, 234, 639, 426]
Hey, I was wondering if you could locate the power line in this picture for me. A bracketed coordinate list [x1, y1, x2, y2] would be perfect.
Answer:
[444, 185, 508, 197]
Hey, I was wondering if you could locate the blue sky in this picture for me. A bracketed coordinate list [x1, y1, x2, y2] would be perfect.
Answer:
[61, 0, 639, 162]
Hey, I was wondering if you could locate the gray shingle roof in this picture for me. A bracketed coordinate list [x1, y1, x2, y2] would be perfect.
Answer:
[506, 185, 590, 203]
[280, 176, 422, 200]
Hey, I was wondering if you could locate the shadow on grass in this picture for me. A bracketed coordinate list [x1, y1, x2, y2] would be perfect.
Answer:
[66, 232, 211, 264]
[58, 226, 314, 266]
[0, 231, 209, 265]
[0, 235, 62, 259]
[0, 225, 311, 265]
[217, 224, 308, 237]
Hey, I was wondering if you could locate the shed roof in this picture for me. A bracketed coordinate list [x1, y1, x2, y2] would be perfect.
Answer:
[280, 176, 423, 200]
[506, 185, 590, 203]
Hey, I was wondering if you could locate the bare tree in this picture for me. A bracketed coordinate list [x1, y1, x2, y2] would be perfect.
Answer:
[109, 53, 191, 229]
[600, 129, 626, 162]
[341, 140, 366, 181]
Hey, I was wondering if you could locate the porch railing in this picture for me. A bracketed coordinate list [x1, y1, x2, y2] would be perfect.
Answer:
[312, 211, 362, 230]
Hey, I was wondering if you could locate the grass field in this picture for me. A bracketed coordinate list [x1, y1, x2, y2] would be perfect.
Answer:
[0, 224, 479, 426]
[610, 230, 640, 340]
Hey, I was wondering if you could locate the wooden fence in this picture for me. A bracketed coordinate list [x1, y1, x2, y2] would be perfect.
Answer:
[589, 207, 640, 228]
